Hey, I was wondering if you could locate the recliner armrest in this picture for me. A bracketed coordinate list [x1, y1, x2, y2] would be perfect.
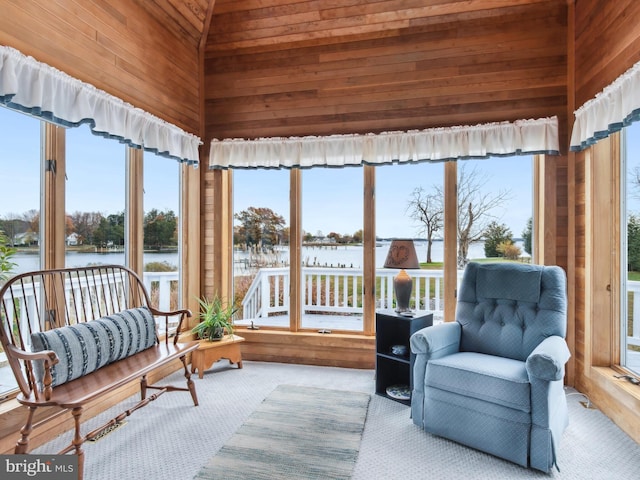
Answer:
[410, 322, 461, 359]
[409, 322, 462, 426]
[526, 336, 571, 381]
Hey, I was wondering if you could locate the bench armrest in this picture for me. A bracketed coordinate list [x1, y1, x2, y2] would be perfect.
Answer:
[5, 342, 58, 364]
[4, 343, 59, 400]
[149, 307, 193, 345]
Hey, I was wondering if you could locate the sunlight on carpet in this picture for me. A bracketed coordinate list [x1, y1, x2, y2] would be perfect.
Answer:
[194, 384, 370, 480]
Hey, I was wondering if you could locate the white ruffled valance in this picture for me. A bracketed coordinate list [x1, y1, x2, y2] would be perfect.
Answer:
[570, 59, 640, 151]
[209, 117, 559, 169]
[0, 46, 201, 165]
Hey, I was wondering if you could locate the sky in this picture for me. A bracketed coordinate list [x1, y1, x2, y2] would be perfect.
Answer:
[233, 157, 533, 239]
[5, 103, 640, 241]
[0, 107, 180, 221]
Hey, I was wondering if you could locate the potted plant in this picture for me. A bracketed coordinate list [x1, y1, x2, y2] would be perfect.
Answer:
[0, 230, 16, 285]
[191, 295, 237, 341]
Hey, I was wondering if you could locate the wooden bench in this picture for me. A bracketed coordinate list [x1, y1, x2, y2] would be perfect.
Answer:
[0, 265, 199, 480]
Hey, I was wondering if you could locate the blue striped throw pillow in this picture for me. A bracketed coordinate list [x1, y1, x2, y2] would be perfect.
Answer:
[31, 307, 157, 388]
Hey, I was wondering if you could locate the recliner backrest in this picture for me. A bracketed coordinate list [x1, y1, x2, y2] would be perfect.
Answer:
[455, 262, 567, 361]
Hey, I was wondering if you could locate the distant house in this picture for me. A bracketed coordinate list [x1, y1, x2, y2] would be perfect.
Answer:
[13, 232, 38, 246]
[66, 233, 80, 246]
[311, 236, 336, 244]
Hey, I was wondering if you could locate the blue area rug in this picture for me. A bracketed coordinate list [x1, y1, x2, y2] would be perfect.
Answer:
[194, 384, 371, 480]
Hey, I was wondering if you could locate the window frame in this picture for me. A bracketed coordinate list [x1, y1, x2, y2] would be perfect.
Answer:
[1, 119, 192, 402]
[585, 133, 621, 369]
[619, 127, 640, 374]
[223, 155, 538, 335]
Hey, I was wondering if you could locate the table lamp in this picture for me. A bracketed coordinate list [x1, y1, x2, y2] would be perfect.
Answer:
[383, 239, 420, 313]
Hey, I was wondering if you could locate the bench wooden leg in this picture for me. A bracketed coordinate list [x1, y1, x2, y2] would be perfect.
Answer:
[181, 356, 199, 406]
[15, 406, 36, 454]
[71, 407, 85, 480]
[141, 374, 148, 400]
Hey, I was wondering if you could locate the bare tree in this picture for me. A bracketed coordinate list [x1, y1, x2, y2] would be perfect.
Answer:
[22, 209, 40, 245]
[0, 213, 25, 246]
[69, 211, 104, 245]
[407, 187, 443, 263]
[436, 163, 512, 267]
[630, 165, 640, 200]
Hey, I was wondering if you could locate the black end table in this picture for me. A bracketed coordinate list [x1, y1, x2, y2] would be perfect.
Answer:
[375, 309, 433, 405]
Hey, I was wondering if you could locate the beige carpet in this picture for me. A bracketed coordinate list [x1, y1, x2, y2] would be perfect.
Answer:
[33, 361, 640, 480]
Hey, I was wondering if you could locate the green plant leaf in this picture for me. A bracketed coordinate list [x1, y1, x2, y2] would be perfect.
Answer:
[191, 294, 238, 340]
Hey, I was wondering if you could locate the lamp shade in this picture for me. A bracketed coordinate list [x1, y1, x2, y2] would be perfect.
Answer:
[384, 239, 420, 313]
[383, 239, 420, 270]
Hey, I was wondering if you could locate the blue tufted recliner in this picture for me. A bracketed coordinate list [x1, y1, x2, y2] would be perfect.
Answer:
[410, 262, 570, 472]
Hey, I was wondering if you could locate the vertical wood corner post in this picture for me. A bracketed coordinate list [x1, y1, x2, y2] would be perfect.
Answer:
[182, 158, 201, 321]
[444, 161, 458, 321]
[289, 169, 302, 331]
[212, 168, 233, 304]
[126, 147, 144, 276]
[565, 0, 577, 386]
[363, 166, 376, 336]
[43, 123, 65, 271]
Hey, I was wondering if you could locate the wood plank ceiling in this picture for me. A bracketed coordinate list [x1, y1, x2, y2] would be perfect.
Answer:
[135, 0, 211, 47]
[142, 0, 569, 144]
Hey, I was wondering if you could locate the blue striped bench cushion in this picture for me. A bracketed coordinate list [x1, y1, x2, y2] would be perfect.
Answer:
[31, 307, 157, 388]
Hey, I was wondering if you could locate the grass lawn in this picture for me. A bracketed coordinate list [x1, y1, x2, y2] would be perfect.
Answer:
[420, 262, 443, 269]
[419, 257, 528, 269]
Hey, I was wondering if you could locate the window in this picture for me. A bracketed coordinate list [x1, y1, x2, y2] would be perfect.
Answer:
[622, 123, 640, 376]
[0, 116, 188, 400]
[376, 162, 445, 316]
[233, 169, 290, 328]
[457, 157, 533, 267]
[143, 152, 181, 311]
[0, 106, 42, 397]
[301, 167, 363, 332]
[65, 126, 126, 267]
[227, 154, 536, 335]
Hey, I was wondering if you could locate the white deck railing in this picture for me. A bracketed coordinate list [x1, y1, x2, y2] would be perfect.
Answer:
[142, 271, 179, 312]
[240, 267, 456, 320]
[3, 269, 639, 345]
[627, 281, 640, 347]
[3, 270, 640, 379]
[240, 267, 640, 346]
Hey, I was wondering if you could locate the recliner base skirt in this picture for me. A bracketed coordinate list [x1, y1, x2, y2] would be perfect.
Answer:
[423, 387, 530, 468]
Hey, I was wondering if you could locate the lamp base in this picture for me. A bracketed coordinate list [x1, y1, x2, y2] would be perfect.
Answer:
[393, 269, 413, 313]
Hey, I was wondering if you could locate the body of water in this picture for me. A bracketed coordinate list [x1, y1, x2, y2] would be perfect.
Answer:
[10, 251, 180, 275]
[234, 240, 529, 273]
[9, 240, 528, 275]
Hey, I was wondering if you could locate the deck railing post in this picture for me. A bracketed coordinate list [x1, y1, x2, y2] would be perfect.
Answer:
[261, 270, 270, 317]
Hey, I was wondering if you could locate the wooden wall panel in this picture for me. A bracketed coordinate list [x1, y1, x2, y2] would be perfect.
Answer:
[555, 158, 569, 270]
[202, 0, 570, 302]
[204, 0, 567, 141]
[0, 1, 204, 451]
[571, 0, 640, 443]
[575, 0, 640, 108]
[238, 330, 375, 370]
[0, 0, 200, 134]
